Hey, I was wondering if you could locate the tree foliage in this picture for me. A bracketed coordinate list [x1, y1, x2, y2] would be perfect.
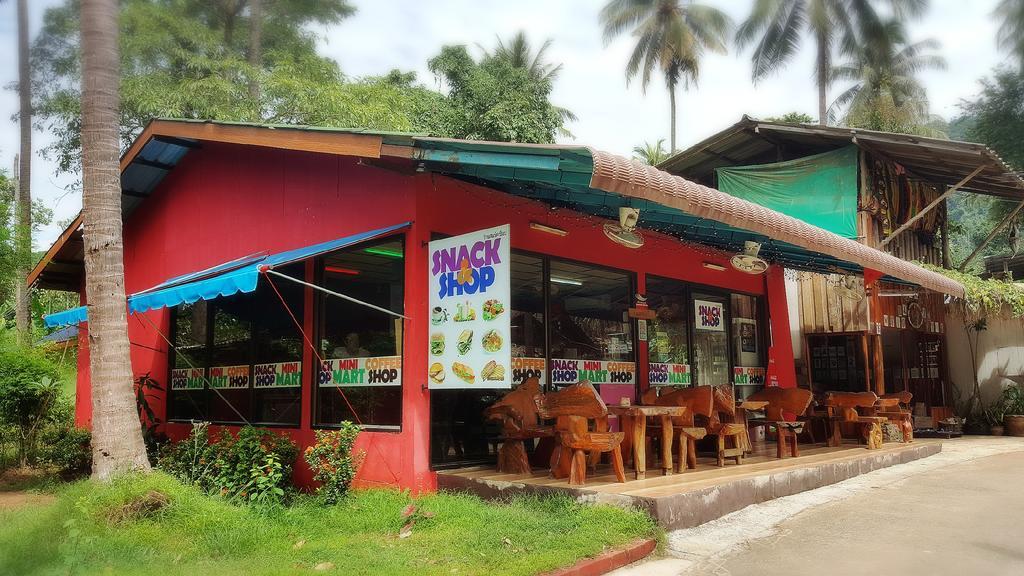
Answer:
[632, 140, 670, 165]
[427, 43, 568, 143]
[831, 17, 946, 135]
[765, 112, 816, 124]
[995, 0, 1024, 70]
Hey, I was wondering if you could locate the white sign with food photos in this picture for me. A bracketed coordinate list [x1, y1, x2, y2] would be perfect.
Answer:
[427, 225, 512, 389]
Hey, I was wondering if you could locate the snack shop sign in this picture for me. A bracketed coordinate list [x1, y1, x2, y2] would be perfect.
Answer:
[427, 225, 512, 389]
[319, 356, 402, 387]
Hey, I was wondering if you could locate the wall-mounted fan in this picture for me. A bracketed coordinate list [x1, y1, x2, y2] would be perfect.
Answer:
[731, 241, 768, 274]
[834, 275, 864, 301]
[604, 207, 644, 249]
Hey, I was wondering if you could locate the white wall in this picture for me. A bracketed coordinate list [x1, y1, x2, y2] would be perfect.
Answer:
[945, 312, 1024, 405]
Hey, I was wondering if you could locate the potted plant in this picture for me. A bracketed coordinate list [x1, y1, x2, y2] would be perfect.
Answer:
[998, 385, 1024, 437]
[986, 403, 1006, 436]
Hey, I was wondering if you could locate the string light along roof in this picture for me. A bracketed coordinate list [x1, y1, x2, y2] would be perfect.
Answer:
[28, 119, 964, 298]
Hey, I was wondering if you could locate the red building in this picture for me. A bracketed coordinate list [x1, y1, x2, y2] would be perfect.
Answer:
[31, 120, 962, 492]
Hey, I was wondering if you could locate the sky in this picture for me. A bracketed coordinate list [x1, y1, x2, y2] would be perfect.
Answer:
[0, 0, 1013, 251]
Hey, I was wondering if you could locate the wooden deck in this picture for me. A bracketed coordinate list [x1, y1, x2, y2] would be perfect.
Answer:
[438, 439, 943, 529]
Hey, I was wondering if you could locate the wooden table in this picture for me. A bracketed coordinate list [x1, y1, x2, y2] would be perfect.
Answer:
[735, 400, 769, 453]
[607, 405, 688, 480]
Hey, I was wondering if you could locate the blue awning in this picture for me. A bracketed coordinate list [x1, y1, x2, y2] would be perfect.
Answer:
[44, 222, 410, 328]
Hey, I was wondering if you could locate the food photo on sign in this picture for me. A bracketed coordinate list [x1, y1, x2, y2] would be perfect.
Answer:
[427, 225, 512, 389]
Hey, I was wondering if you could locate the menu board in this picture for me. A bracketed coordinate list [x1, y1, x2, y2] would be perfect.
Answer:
[733, 366, 766, 385]
[171, 368, 205, 390]
[512, 357, 546, 387]
[649, 363, 691, 387]
[427, 225, 512, 389]
[254, 361, 302, 388]
[209, 365, 250, 389]
[319, 356, 402, 387]
[695, 299, 725, 331]
[550, 359, 636, 386]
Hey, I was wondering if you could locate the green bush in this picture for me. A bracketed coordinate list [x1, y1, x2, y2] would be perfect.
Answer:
[36, 398, 91, 477]
[158, 423, 297, 508]
[0, 346, 63, 467]
[304, 424, 364, 503]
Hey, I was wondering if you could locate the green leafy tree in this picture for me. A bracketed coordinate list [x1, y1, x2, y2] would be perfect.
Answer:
[736, 0, 928, 127]
[765, 112, 816, 123]
[0, 171, 17, 307]
[427, 42, 570, 143]
[948, 68, 1024, 268]
[632, 139, 670, 165]
[601, 0, 732, 152]
[831, 18, 946, 135]
[32, 0, 358, 176]
[995, 0, 1024, 69]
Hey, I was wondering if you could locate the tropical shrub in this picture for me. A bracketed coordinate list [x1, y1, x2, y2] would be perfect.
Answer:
[36, 397, 91, 477]
[304, 423, 364, 503]
[158, 423, 297, 508]
[0, 345, 62, 467]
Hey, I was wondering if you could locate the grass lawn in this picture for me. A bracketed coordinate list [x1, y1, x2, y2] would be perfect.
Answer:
[0, 472, 660, 576]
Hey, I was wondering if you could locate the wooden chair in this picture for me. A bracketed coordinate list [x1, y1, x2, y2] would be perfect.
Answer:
[534, 382, 626, 486]
[823, 391, 886, 449]
[707, 385, 749, 466]
[655, 385, 712, 471]
[484, 378, 554, 473]
[746, 387, 814, 458]
[876, 391, 914, 443]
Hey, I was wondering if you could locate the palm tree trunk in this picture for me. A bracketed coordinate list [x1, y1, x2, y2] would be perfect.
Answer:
[669, 81, 677, 152]
[80, 0, 152, 480]
[15, 0, 32, 344]
[248, 0, 262, 102]
[816, 29, 828, 126]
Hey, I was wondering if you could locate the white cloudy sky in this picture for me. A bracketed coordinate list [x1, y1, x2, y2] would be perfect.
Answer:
[0, 0, 1012, 250]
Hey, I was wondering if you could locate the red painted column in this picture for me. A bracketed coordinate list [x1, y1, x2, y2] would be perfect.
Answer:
[765, 265, 797, 388]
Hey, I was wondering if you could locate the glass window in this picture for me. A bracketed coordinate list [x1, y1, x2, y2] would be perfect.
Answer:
[692, 292, 730, 386]
[548, 260, 633, 362]
[316, 238, 405, 430]
[730, 293, 765, 398]
[646, 276, 692, 387]
[208, 294, 255, 424]
[169, 301, 209, 421]
[252, 263, 305, 426]
[510, 253, 546, 383]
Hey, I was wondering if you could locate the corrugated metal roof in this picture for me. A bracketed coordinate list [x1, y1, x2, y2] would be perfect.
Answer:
[660, 115, 1024, 199]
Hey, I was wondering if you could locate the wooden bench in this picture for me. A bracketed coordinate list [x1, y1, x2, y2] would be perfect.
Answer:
[823, 391, 886, 449]
[534, 382, 626, 486]
[746, 387, 814, 459]
[484, 378, 554, 473]
[877, 391, 914, 443]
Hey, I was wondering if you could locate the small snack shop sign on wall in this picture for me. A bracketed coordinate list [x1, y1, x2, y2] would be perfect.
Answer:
[427, 225, 512, 389]
[319, 356, 402, 387]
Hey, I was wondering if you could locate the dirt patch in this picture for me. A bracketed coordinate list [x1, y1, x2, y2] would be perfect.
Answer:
[0, 490, 56, 510]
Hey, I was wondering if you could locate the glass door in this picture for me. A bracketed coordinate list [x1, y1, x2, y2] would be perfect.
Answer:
[691, 292, 730, 386]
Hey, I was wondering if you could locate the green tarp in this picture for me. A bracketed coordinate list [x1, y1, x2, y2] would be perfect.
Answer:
[716, 146, 859, 239]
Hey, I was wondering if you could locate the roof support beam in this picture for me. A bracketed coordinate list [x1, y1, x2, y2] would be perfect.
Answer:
[880, 164, 985, 248]
[958, 198, 1024, 271]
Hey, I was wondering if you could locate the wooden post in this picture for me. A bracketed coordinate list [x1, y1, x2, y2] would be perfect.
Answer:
[941, 201, 951, 269]
[880, 165, 986, 248]
[959, 198, 1024, 271]
[860, 333, 871, 391]
[872, 334, 885, 395]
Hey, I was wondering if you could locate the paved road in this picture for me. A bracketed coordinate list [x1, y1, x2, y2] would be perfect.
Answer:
[613, 437, 1024, 576]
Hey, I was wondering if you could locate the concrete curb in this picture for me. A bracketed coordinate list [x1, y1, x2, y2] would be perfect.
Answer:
[540, 539, 657, 576]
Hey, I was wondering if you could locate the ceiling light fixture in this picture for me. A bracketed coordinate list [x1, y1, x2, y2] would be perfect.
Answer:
[364, 247, 404, 259]
[325, 266, 360, 276]
[550, 276, 583, 286]
[703, 262, 726, 271]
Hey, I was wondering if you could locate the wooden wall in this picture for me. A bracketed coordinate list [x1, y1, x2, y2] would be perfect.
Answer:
[796, 273, 868, 334]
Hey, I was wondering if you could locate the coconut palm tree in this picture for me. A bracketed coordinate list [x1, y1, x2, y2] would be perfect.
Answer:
[15, 0, 32, 343]
[483, 31, 564, 82]
[79, 0, 152, 479]
[831, 17, 946, 135]
[736, 0, 928, 127]
[482, 31, 578, 136]
[995, 0, 1024, 69]
[600, 0, 732, 152]
[633, 139, 670, 165]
